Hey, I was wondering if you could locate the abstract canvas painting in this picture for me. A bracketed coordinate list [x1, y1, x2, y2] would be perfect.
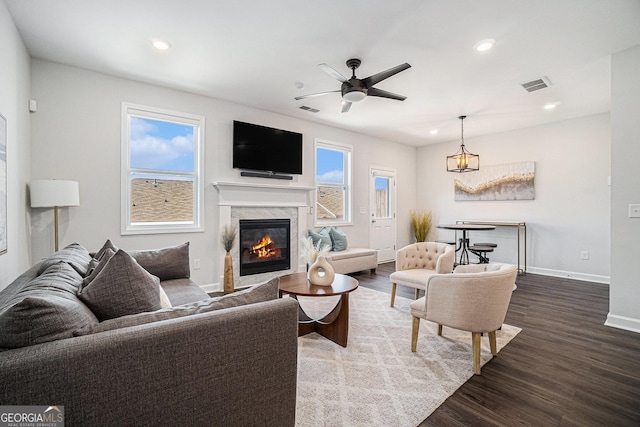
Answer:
[454, 161, 535, 201]
[0, 113, 6, 254]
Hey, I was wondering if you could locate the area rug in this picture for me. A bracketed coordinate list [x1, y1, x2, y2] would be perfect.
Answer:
[294, 286, 521, 427]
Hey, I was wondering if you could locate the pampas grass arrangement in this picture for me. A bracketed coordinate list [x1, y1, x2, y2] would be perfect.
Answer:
[300, 236, 331, 265]
[221, 224, 237, 252]
[410, 210, 432, 242]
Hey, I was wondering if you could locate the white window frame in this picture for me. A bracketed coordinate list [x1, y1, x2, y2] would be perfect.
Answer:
[121, 102, 205, 235]
[314, 138, 353, 227]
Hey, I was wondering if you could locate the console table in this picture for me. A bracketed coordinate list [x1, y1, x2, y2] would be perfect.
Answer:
[457, 220, 527, 273]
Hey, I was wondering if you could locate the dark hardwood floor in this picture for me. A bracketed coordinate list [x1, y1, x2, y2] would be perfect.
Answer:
[351, 262, 640, 427]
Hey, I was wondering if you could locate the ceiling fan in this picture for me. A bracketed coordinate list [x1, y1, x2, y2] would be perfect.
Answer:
[295, 58, 411, 113]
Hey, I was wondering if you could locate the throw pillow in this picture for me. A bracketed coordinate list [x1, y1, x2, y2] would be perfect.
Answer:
[0, 262, 98, 349]
[128, 242, 190, 280]
[328, 227, 348, 251]
[83, 248, 116, 285]
[38, 242, 92, 277]
[89, 277, 279, 333]
[77, 249, 162, 321]
[308, 229, 332, 251]
[94, 239, 118, 261]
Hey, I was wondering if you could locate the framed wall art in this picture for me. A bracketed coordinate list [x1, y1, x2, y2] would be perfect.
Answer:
[454, 161, 535, 201]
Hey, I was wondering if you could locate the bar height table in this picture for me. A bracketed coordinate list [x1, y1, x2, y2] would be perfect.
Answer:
[436, 223, 496, 265]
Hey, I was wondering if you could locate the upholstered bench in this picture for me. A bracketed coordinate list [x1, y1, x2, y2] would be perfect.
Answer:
[324, 248, 378, 275]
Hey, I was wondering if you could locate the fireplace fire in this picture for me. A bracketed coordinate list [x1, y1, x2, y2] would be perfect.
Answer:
[239, 219, 290, 276]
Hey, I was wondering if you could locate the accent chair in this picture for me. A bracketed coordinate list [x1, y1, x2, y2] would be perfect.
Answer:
[389, 242, 455, 307]
[409, 263, 518, 375]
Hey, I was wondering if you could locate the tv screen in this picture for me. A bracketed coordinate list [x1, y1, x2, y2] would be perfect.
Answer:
[233, 121, 303, 175]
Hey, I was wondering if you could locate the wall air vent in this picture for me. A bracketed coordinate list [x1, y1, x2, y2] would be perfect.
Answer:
[299, 105, 320, 113]
[521, 76, 552, 92]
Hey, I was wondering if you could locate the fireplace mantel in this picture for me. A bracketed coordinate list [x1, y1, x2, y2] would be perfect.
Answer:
[212, 180, 312, 290]
[212, 181, 314, 207]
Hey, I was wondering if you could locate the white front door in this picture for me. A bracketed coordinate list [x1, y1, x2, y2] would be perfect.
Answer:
[370, 167, 396, 263]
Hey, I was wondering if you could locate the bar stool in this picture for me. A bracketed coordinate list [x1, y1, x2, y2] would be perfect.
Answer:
[469, 243, 496, 264]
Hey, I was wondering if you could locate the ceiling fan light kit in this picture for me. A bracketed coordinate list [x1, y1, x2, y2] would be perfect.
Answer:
[295, 58, 411, 112]
[447, 115, 480, 173]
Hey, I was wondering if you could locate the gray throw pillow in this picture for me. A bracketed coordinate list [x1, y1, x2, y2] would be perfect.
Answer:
[94, 239, 118, 261]
[89, 277, 279, 333]
[80, 248, 116, 291]
[329, 227, 348, 251]
[0, 263, 98, 349]
[78, 249, 162, 321]
[128, 242, 190, 280]
[38, 242, 92, 276]
[308, 229, 332, 251]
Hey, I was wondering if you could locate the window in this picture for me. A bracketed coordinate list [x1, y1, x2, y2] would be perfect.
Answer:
[315, 139, 352, 225]
[121, 103, 204, 234]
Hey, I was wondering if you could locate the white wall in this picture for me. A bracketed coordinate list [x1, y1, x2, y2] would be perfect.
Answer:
[0, 2, 32, 289]
[608, 44, 640, 333]
[417, 114, 611, 282]
[29, 59, 417, 287]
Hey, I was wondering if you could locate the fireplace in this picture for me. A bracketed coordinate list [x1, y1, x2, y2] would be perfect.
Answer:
[239, 219, 291, 276]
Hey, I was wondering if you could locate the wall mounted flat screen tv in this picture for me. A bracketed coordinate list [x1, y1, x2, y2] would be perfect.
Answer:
[233, 120, 303, 175]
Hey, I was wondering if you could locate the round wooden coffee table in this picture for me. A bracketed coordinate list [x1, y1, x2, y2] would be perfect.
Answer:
[278, 272, 358, 347]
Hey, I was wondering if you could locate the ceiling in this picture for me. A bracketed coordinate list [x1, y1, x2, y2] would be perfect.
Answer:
[5, 0, 640, 146]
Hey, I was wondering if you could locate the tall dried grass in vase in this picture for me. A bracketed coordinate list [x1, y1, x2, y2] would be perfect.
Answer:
[221, 225, 237, 294]
[300, 236, 331, 267]
[410, 210, 432, 242]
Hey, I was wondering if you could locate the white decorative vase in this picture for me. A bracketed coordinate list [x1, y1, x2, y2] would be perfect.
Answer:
[308, 256, 335, 286]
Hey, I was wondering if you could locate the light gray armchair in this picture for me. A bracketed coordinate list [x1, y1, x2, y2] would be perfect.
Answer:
[389, 242, 455, 307]
[409, 263, 518, 375]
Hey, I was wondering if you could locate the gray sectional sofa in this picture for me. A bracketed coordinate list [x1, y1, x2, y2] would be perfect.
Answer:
[0, 242, 299, 426]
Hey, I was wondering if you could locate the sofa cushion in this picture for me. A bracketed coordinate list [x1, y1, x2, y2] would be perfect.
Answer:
[128, 242, 190, 280]
[308, 229, 332, 250]
[160, 278, 209, 306]
[77, 249, 162, 321]
[90, 277, 279, 333]
[0, 262, 98, 349]
[327, 248, 376, 261]
[38, 242, 92, 277]
[328, 227, 348, 251]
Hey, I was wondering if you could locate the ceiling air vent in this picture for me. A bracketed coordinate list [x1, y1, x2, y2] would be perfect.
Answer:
[521, 76, 552, 92]
[299, 105, 320, 113]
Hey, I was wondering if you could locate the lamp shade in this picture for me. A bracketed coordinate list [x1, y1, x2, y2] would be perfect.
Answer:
[30, 180, 80, 208]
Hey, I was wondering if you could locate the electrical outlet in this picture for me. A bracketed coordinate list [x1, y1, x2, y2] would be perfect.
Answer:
[629, 204, 640, 218]
[193, 259, 201, 269]
[360, 206, 367, 214]
[580, 251, 589, 260]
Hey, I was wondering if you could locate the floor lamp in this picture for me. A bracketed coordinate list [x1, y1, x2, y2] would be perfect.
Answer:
[30, 180, 80, 252]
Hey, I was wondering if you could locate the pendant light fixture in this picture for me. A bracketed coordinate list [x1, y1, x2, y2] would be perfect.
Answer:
[447, 115, 479, 173]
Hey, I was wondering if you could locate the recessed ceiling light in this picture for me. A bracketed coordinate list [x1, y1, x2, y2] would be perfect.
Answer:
[430, 129, 439, 135]
[295, 81, 305, 90]
[474, 39, 495, 52]
[151, 38, 171, 51]
[544, 102, 560, 110]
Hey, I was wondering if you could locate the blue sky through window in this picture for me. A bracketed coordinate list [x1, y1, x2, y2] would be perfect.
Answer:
[375, 176, 389, 191]
[316, 147, 344, 184]
[130, 117, 195, 172]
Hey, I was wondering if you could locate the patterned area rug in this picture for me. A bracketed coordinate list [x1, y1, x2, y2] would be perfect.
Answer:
[295, 286, 521, 427]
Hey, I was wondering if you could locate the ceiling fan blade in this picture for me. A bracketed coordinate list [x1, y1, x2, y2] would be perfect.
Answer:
[362, 63, 411, 87]
[294, 89, 340, 101]
[318, 63, 349, 83]
[367, 87, 407, 101]
[341, 101, 352, 113]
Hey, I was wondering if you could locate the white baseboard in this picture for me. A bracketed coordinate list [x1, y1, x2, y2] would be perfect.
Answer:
[605, 313, 640, 333]
[526, 266, 610, 284]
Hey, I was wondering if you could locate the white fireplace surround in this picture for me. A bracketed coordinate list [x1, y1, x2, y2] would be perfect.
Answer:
[212, 181, 315, 291]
